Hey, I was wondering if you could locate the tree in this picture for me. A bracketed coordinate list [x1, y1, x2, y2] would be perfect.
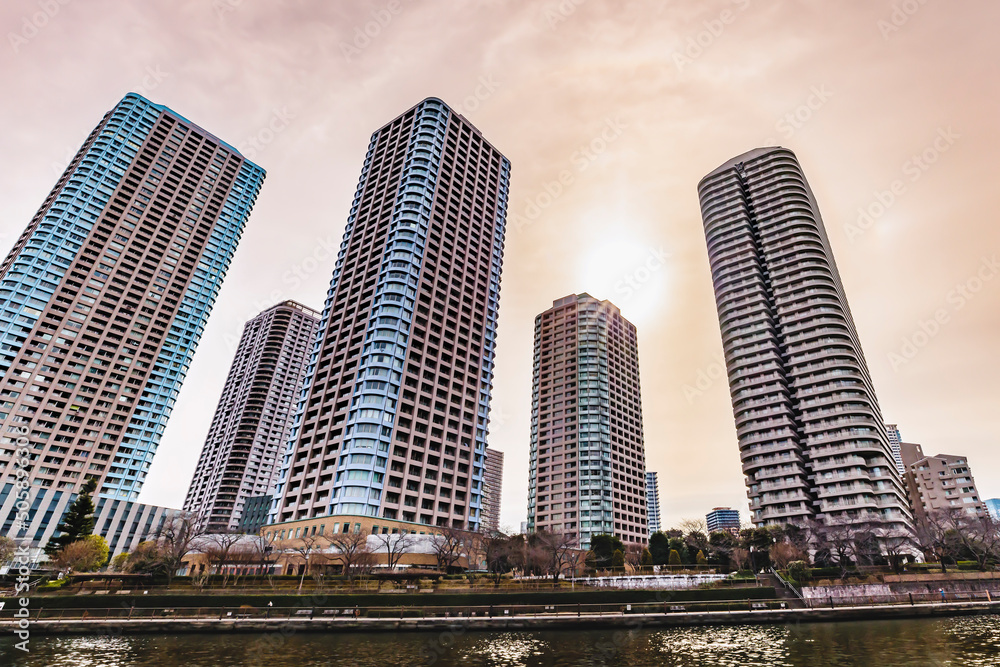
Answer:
[122, 541, 166, 576]
[731, 547, 750, 572]
[667, 537, 689, 565]
[328, 530, 376, 580]
[55, 535, 109, 573]
[611, 549, 625, 569]
[770, 541, 807, 570]
[480, 532, 520, 587]
[649, 531, 670, 566]
[202, 531, 246, 587]
[624, 544, 644, 570]
[668, 549, 681, 567]
[285, 532, 332, 590]
[531, 531, 580, 582]
[640, 548, 653, 569]
[374, 531, 415, 572]
[696, 550, 708, 566]
[708, 530, 740, 572]
[431, 525, 471, 573]
[589, 534, 625, 570]
[154, 513, 206, 586]
[45, 478, 98, 558]
[0, 536, 16, 564]
[110, 552, 130, 572]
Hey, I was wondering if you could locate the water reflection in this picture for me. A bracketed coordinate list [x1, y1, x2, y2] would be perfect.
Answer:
[3, 615, 999, 666]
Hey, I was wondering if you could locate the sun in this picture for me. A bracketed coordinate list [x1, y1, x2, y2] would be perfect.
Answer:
[576, 235, 670, 326]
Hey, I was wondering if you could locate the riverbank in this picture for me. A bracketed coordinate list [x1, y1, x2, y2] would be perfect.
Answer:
[6, 599, 1000, 636]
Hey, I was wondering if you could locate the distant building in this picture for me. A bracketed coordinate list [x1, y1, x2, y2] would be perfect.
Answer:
[482, 448, 504, 532]
[238, 495, 274, 535]
[901, 442, 988, 523]
[986, 499, 1000, 521]
[645, 472, 661, 534]
[706, 507, 741, 535]
[183, 301, 320, 532]
[885, 423, 905, 475]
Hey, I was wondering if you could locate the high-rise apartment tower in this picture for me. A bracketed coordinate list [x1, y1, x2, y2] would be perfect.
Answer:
[482, 447, 504, 532]
[526, 294, 648, 549]
[0, 93, 264, 547]
[269, 98, 510, 535]
[698, 147, 912, 532]
[645, 471, 661, 534]
[184, 301, 320, 532]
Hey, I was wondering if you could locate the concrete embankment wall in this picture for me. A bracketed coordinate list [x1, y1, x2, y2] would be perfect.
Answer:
[803, 578, 1000, 602]
[6, 601, 1000, 636]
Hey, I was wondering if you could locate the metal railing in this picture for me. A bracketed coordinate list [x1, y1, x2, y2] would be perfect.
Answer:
[0, 598, 797, 623]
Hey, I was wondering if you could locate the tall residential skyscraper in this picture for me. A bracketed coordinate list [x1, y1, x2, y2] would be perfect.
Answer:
[885, 423, 905, 475]
[269, 97, 510, 535]
[986, 499, 1000, 522]
[184, 301, 320, 532]
[0, 93, 264, 547]
[698, 147, 912, 532]
[526, 294, 648, 549]
[482, 447, 504, 532]
[645, 471, 661, 534]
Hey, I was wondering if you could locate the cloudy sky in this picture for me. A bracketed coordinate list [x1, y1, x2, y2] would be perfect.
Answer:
[2, 0, 998, 530]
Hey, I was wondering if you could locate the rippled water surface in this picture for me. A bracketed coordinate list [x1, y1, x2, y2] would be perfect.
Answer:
[3, 615, 1000, 666]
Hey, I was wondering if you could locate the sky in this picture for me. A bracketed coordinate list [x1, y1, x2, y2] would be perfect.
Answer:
[1, 0, 998, 532]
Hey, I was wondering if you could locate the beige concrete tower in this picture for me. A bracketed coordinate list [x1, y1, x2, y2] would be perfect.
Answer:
[526, 294, 648, 549]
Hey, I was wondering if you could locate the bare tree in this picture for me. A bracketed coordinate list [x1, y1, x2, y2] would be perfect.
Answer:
[154, 513, 206, 586]
[770, 541, 807, 570]
[202, 531, 246, 587]
[374, 531, 415, 572]
[282, 533, 331, 592]
[625, 543, 645, 571]
[731, 547, 750, 571]
[328, 530, 376, 580]
[533, 531, 581, 582]
[431, 525, 470, 572]
[677, 518, 709, 536]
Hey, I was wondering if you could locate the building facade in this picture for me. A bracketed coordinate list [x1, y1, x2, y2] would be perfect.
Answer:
[237, 494, 273, 535]
[0, 93, 264, 550]
[885, 423, 905, 475]
[183, 301, 320, 532]
[526, 294, 648, 549]
[482, 447, 504, 532]
[269, 97, 510, 536]
[698, 147, 912, 532]
[986, 498, 1000, 522]
[900, 442, 988, 523]
[706, 507, 741, 535]
[645, 471, 661, 534]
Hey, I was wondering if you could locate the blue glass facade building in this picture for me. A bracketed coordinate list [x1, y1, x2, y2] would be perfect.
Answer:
[270, 98, 509, 534]
[0, 93, 263, 549]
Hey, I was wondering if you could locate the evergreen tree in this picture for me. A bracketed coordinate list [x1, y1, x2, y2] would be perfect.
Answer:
[649, 531, 670, 565]
[44, 478, 98, 558]
[611, 549, 625, 569]
[668, 549, 682, 567]
[589, 534, 625, 569]
[696, 549, 708, 566]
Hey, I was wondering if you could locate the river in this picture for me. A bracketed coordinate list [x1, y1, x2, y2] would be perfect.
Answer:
[3, 615, 999, 666]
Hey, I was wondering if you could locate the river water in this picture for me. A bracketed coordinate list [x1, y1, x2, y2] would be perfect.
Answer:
[3, 615, 1000, 666]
